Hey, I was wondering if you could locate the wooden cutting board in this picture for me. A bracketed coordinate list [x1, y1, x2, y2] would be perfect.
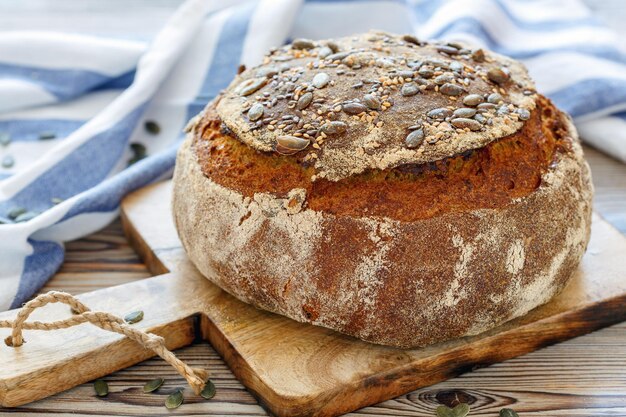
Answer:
[1, 180, 626, 417]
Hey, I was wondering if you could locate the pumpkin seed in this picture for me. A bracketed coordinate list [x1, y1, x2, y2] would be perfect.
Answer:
[144, 120, 160, 135]
[342, 102, 367, 115]
[2, 155, 14, 168]
[326, 41, 339, 53]
[7, 207, 26, 220]
[363, 94, 381, 110]
[440, 83, 464, 96]
[165, 389, 184, 409]
[124, 310, 144, 324]
[427, 108, 452, 120]
[418, 67, 434, 78]
[318, 46, 332, 59]
[451, 118, 482, 131]
[239, 78, 266, 96]
[296, 92, 313, 110]
[39, 131, 56, 140]
[487, 67, 509, 84]
[401, 83, 420, 97]
[516, 108, 531, 121]
[434, 73, 454, 85]
[320, 121, 348, 135]
[488, 93, 503, 104]
[276, 135, 310, 155]
[472, 48, 485, 62]
[405, 129, 424, 148]
[0, 132, 10, 147]
[14, 211, 38, 223]
[247, 103, 264, 121]
[143, 377, 164, 393]
[499, 408, 520, 417]
[200, 379, 216, 400]
[292, 38, 315, 50]
[463, 94, 484, 107]
[453, 108, 477, 118]
[402, 34, 420, 45]
[436, 403, 470, 417]
[256, 67, 278, 78]
[94, 379, 108, 397]
[312, 73, 330, 88]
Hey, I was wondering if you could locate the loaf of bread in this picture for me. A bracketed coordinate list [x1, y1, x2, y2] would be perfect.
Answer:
[173, 31, 593, 348]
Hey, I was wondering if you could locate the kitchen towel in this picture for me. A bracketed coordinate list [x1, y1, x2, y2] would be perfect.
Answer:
[1, 0, 625, 310]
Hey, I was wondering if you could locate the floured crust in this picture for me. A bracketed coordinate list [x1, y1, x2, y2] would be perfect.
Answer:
[216, 31, 537, 181]
[172, 115, 593, 348]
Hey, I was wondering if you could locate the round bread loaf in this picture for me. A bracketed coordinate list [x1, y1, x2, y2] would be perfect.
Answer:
[172, 31, 593, 348]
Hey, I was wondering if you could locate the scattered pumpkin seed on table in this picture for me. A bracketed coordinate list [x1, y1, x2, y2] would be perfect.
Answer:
[39, 131, 56, 140]
[165, 389, 184, 409]
[200, 379, 216, 400]
[436, 403, 470, 417]
[93, 379, 108, 397]
[143, 377, 165, 393]
[124, 310, 144, 324]
[499, 408, 520, 417]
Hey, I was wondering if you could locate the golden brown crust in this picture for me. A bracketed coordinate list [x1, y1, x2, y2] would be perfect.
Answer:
[193, 95, 568, 222]
[215, 31, 537, 181]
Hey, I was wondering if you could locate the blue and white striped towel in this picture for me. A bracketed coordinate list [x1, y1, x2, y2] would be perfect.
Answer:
[1, 0, 625, 311]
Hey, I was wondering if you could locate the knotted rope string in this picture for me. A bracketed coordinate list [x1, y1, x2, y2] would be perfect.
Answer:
[0, 291, 208, 395]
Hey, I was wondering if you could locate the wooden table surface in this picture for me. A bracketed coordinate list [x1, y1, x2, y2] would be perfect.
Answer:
[2, 1, 626, 416]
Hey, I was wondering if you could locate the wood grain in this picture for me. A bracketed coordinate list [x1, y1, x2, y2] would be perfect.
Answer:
[2, 173, 625, 416]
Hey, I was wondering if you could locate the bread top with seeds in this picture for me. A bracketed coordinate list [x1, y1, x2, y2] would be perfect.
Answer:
[214, 31, 538, 182]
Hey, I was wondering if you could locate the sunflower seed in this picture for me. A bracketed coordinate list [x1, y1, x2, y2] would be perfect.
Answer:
[363, 94, 381, 110]
[451, 118, 482, 131]
[8, 207, 27, 220]
[276, 135, 310, 154]
[434, 73, 454, 85]
[165, 389, 184, 409]
[449, 61, 463, 73]
[326, 51, 350, 62]
[395, 70, 415, 79]
[239, 78, 266, 96]
[312, 73, 330, 88]
[200, 379, 216, 400]
[488, 93, 504, 104]
[143, 378, 165, 393]
[94, 380, 108, 397]
[124, 310, 144, 324]
[342, 102, 367, 115]
[247, 103, 264, 121]
[453, 108, 477, 118]
[440, 83, 464, 96]
[402, 34, 420, 45]
[427, 108, 452, 120]
[51, 197, 64, 205]
[463, 94, 484, 106]
[292, 38, 315, 50]
[320, 121, 348, 135]
[499, 408, 520, 417]
[497, 105, 510, 115]
[2, 155, 14, 168]
[0, 132, 10, 146]
[487, 67, 509, 84]
[474, 113, 487, 124]
[296, 92, 313, 110]
[436, 403, 470, 417]
[516, 108, 531, 120]
[130, 142, 147, 157]
[472, 49, 485, 62]
[39, 131, 56, 140]
[401, 82, 420, 97]
[405, 129, 424, 148]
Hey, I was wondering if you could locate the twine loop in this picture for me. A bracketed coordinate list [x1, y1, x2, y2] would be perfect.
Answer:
[0, 291, 208, 395]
